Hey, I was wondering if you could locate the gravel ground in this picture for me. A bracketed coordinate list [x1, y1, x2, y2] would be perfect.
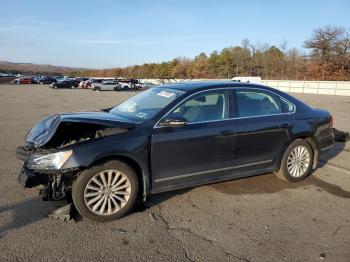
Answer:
[0, 84, 349, 262]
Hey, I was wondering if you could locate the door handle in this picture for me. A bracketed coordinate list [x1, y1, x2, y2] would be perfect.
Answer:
[217, 130, 235, 137]
[280, 123, 292, 128]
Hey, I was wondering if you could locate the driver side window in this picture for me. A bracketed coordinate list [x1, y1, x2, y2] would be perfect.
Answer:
[168, 90, 230, 123]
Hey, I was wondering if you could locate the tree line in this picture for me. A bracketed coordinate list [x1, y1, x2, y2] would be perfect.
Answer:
[76, 26, 349, 80]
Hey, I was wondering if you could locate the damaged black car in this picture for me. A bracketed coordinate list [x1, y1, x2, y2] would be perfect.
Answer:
[16, 81, 334, 222]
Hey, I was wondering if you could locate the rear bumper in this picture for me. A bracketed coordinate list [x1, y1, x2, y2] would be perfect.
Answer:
[334, 128, 350, 142]
[318, 131, 334, 158]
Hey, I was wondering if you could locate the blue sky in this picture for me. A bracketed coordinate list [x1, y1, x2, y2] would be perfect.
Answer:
[0, 0, 349, 68]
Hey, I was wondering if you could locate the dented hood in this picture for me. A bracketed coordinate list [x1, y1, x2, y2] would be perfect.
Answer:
[25, 111, 137, 148]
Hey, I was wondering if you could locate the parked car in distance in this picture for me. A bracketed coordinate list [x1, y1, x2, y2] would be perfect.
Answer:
[16, 81, 334, 222]
[92, 80, 122, 91]
[232, 76, 262, 84]
[85, 79, 102, 89]
[116, 78, 136, 90]
[39, 76, 57, 84]
[30, 76, 40, 84]
[140, 82, 157, 89]
[50, 79, 79, 89]
[78, 80, 88, 88]
[14, 77, 31, 84]
[118, 82, 132, 90]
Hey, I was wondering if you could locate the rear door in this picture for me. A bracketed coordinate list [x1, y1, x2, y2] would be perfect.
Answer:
[232, 88, 295, 172]
[151, 89, 236, 192]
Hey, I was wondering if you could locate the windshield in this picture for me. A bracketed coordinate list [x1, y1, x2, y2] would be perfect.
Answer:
[110, 88, 184, 121]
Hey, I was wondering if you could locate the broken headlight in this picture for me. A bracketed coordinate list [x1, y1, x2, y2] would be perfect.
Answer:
[27, 150, 73, 171]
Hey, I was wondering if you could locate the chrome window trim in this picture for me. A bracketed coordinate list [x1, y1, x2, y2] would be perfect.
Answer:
[153, 87, 296, 128]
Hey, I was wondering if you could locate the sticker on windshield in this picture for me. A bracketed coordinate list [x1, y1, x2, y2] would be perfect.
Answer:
[136, 112, 148, 119]
[157, 90, 175, 98]
[118, 101, 137, 112]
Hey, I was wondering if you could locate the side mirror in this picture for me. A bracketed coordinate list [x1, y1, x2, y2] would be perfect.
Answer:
[159, 116, 187, 128]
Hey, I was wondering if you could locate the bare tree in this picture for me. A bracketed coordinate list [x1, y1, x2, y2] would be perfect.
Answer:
[279, 39, 288, 78]
[247, 41, 261, 76]
[304, 26, 349, 79]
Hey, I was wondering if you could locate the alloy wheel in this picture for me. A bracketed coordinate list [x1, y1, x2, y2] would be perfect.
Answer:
[287, 146, 311, 177]
[84, 170, 131, 216]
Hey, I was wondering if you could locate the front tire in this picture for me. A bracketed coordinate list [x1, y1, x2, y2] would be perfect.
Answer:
[275, 139, 313, 182]
[72, 160, 139, 222]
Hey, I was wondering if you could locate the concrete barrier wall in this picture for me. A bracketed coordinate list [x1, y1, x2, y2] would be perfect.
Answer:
[261, 80, 350, 96]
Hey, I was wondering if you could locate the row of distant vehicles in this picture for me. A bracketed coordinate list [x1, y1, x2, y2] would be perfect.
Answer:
[13, 76, 157, 91]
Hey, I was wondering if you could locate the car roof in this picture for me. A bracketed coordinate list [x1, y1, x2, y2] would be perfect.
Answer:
[157, 81, 269, 92]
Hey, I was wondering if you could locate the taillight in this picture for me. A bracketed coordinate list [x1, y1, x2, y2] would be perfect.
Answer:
[330, 115, 333, 129]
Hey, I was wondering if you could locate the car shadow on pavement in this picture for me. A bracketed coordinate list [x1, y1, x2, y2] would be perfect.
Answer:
[210, 172, 350, 198]
[139, 188, 191, 210]
[0, 197, 66, 238]
[318, 141, 346, 167]
[211, 141, 350, 198]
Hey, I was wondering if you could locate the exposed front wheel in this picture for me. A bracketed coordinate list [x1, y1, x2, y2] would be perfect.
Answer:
[275, 139, 313, 182]
[72, 160, 139, 222]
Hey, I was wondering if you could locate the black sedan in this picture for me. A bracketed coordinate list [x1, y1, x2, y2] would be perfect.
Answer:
[50, 79, 79, 89]
[16, 81, 334, 222]
[39, 76, 57, 84]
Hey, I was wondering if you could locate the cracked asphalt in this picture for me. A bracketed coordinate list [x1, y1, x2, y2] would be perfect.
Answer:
[0, 84, 349, 261]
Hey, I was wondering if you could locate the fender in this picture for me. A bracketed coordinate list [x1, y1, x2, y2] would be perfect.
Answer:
[62, 133, 152, 200]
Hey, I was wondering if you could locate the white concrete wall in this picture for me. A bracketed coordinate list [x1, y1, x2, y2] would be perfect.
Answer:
[261, 80, 350, 96]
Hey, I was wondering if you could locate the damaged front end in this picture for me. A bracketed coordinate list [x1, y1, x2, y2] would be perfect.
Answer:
[17, 147, 76, 201]
[16, 111, 134, 202]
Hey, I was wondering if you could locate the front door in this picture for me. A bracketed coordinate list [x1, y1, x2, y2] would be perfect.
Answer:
[151, 89, 235, 192]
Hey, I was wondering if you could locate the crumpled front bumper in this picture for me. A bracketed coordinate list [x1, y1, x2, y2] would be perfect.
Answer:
[18, 167, 48, 188]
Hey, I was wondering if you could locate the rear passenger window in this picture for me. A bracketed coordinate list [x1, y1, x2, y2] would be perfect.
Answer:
[236, 90, 282, 117]
[280, 98, 295, 113]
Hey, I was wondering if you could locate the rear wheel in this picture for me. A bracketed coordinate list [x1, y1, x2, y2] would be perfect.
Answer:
[72, 160, 139, 222]
[275, 139, 313, 182]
